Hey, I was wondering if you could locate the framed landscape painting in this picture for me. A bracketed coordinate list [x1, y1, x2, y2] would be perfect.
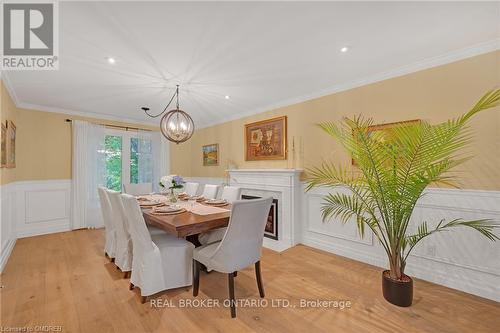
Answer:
[351, 119, 421, 165]
[6, 121, 16, 168]
[202, 143, 219, 166]
[1, 121, 6, 168]
[245, 116, 287, 161]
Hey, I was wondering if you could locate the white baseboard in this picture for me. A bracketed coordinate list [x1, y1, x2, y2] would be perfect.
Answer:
[0, 238, 16, 273]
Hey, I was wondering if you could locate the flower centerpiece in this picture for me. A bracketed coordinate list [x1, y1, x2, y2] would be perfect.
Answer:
[159, 175, 185, 202]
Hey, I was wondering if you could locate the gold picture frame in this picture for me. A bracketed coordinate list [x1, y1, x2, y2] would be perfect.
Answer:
[245, 116, 287, 161]
[1, 121, 7, 168]
[6, 120, 16, 168]
[202, 143, 219, 166]
[352, 119, 421, 165]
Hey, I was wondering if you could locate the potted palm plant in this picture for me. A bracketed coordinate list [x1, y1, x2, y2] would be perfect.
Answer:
[306, 89, 500, 307]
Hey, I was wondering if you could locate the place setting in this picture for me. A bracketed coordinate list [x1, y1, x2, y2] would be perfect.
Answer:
[150, 204, 187, 216]
[202, 199, 229, 207]
[137, 199, 164, 208]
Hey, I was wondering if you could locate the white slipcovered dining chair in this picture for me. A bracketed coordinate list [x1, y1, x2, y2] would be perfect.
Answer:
[97, 187, 116, 261]
[220, 186, 242, 203]
[123, 183, 153, 196]
[107, 189, 133, 277]
[201, 184, 219, 199]
[192, 197, 273, 318]
[198, 186, 242, 245]
[121, 194, 194, 303]
[184, 182, 199, 196]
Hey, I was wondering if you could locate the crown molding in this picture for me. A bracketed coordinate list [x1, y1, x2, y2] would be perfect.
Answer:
[197, 39, 500, 129]
[15, 101, 158, 127]
[1, 71, 21, 107]
[2, 39, 499, 130]
[2, 72, 157, 126]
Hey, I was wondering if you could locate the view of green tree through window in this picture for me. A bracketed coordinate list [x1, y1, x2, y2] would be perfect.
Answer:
[105, 135, 122, 191]
[130, 137, 153, 184]
[130, 138, 139, 184]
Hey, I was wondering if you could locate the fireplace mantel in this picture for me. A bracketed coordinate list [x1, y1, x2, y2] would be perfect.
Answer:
[228, 169, 303, 252]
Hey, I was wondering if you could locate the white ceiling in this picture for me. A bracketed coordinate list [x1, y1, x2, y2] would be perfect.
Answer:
[3, 1, 499, 128]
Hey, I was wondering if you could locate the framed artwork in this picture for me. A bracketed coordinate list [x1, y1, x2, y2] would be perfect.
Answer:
[352, 119, 421, 165]
[245, 116, 287, 161]
[202, 143, 219, 166]
[6, 120, 16, 168]
[1, 121, 6, 168]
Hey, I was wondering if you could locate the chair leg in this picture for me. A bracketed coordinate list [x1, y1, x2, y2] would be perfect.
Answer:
[228, 272, 236, 318]
[141, 296, 147, 304]
[255, 261, 265, 298]
[193, 260, 200, 297]
[129, 282, 134, 290]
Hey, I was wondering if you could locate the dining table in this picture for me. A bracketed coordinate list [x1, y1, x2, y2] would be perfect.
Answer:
[140, 195, 231, 246]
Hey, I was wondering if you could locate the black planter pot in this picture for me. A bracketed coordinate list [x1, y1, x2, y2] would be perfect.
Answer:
[382, 270, 413, 307]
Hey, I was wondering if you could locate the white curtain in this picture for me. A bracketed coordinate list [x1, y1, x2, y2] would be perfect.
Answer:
[71, 120, 106, 229]
[137, 131, 169, 192]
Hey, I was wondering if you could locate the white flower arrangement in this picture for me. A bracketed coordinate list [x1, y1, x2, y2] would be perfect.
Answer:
[159, 175, 185, 190]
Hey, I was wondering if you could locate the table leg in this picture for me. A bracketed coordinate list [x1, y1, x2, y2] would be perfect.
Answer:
[186, 234, 202, 247]
[186, 234, 208, 272]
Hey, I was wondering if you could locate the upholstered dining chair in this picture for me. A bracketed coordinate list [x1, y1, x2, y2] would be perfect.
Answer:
[123, 183, 153, 196]
[107, 189, 133, 278]
[201, 184, 219, 199]
[184, 182, 199, 196]
[97, 187, 116, 261]
[221, 186, 242, 203]
[198, 186, 242, 245]
[121, 194, 194, 303]
[192, 197, 273, 318]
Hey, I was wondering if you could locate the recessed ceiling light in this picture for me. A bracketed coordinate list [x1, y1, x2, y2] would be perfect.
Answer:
[106, 57, 116, 64]
[225, 95, 230, 100]
[340, 47, 349, 53]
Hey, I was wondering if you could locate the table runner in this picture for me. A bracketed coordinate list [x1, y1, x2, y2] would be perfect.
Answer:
[139, 195, 230, 215]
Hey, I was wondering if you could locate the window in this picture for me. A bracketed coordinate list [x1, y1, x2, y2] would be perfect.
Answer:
[103, 130, 155, 191]
[104, 135, 122, 191]
[130, 137, 153, 184]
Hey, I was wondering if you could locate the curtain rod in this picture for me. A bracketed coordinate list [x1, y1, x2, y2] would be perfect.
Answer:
[65, 119, 152, 132]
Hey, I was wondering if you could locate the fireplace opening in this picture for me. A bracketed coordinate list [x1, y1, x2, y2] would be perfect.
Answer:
[242, 195, 278, 240]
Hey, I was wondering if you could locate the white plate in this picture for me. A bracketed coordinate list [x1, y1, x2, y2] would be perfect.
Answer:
[153, 205, 183, 213]
[204, 199, 227, 205]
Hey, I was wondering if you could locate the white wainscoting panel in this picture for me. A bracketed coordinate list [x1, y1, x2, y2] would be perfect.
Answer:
[0, 182, 17, 273]
[15, 180, 72, 238]
[302, 185, 500, 302]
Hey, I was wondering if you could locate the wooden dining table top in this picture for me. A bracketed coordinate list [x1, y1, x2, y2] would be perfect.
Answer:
[142, 204, 231, 238]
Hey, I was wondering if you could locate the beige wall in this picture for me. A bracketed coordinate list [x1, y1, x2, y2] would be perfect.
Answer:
[171, 51, 500, 190]
[0, 81, 156, 185]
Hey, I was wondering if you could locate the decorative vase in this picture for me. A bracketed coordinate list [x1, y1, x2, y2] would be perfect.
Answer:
[382, 270, 413, 307]
[169, 188, 178, 203]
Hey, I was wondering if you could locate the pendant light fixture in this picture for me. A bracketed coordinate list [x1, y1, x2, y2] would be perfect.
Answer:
[141, 85, 195, 144]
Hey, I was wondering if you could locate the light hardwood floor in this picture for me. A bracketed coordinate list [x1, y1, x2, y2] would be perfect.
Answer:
[1, 229, 499, 333]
